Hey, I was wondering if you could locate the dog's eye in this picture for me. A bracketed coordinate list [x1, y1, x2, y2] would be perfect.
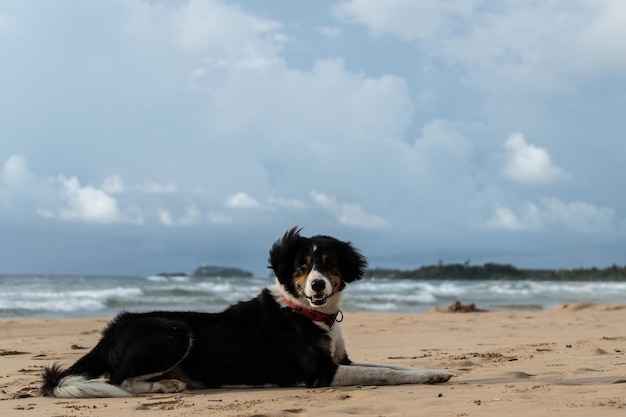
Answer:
[299, 263, 310, 271]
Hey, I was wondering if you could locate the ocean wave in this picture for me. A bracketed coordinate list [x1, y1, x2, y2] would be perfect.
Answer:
[349, 292, 437, 305]
[0, 287, 143, 314]
[2, 275, 626, 318]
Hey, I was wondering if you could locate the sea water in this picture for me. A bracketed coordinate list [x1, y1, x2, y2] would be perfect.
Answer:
[1, 274, 625, 318]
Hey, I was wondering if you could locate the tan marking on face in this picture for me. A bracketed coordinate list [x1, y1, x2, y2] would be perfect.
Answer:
[292, 270, 308, 297]
[292, 255, 313, 297]
[326, 270, 343, 289]
[318, 253, 342, 289]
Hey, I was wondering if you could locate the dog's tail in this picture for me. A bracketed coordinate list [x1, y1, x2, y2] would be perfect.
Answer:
[41, 364, 131, 398]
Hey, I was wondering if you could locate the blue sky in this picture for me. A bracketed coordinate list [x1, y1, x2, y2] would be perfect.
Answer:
[1, 0, 625, 276]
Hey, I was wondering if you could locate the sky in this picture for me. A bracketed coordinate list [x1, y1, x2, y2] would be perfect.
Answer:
[1, 0, 625, 276]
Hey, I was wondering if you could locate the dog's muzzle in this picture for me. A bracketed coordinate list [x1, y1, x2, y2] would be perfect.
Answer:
[299, 273, 333, 306]
[308, 279, 328, 305]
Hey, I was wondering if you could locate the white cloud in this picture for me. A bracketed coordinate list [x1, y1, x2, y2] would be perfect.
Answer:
[2, 155, 32, 190]
[124, 0, 284, 72]
[37, 176, 143, 224]
[225, 192, 261, 209]
[486, 203, 541, 231]
[578, 0, 626, 72]
[101, 175, 176, 195]
[335, 0, 626, 90]
[179, 204, 201, 226]
[540, 197, 615, 233]
[414, 119, 474, 158]
[266, 197, 307, 210]
[139, 181, 178, 194]
[487, 198, 614, 233]
[207, 211, 233, 224]
[318, 26, 341, 37]
[158, 209, 174, 226]
[53, 176, 126, 224]
[333, 0, 473, 41]
[486, 205, 523, 231]
[102, 175, 125, 194]
[159, 205, 202, 226]
[175, 0, 281, 55]
[502, 132, 565, 185]
[310, 191, 389, 230]
[204, 58, 413, 148]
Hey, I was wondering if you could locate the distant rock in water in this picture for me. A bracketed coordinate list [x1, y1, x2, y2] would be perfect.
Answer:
[155, 272, 188, 278]
[192, 265, 254, 278]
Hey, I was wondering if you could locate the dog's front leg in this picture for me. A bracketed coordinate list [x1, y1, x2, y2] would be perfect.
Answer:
[331, 365, 451, 386]
[121, 377, 187, 394]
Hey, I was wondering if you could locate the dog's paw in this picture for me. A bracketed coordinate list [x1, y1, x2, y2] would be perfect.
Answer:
[424, 369, 452, 384]
[152, 379, 187, 393]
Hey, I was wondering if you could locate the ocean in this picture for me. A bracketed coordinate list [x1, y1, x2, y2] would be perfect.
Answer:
[1, 274, 625, 319]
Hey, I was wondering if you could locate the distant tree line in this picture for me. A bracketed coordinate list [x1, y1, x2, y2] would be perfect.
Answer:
[364, 262, 626, 281]
[159, 262, 626, 281]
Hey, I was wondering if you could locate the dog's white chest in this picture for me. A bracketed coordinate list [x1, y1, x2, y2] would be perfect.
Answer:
[316, 322, 347, 364]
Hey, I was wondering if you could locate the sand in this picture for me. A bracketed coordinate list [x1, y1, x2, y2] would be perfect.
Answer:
[1, 303, 625, 416]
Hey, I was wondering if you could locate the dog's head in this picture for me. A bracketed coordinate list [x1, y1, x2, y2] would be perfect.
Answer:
[268, 227, 368, 309]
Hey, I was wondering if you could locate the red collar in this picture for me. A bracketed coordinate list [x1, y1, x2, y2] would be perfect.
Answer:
[283, 296, 343, 329]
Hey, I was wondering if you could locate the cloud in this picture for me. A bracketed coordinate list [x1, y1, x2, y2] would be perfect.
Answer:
[225, 192, 261, 209]
[487, 197, 614, 233]
[159, 205, 201, 226]
[266, 197, 307, 210]
[2, 154, 32, 190]
[124, 0, 284, 72]
[414, 119, 474, 159]
[318, 26, 342, 37]
[502, 133, 565, 185]
[335, 0, 626, 91]
[203, 57, 413, 150]
[540, 197, 615, 233]
[207, 211, 233, 224]
[102, 175, 177, 195]
[310, 191, 389, 230]
[333, 0, 472, 41]
[42, 176, 143, 224]
[158, 209, 174, 226]
[102, 175, 125, 194]
[577, 0, 626, 73]
[55, 176, 122, 223]
[486, 203, 541, 231]
[179, 204, 201, 226]
[138, 181, 178, 194]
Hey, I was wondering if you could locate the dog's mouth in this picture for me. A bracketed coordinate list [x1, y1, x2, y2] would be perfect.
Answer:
[307, 293, 328, 306]
[297, 284, 329, 306]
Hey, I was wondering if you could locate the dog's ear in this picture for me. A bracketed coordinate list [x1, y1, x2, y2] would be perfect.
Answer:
[336, 240, 368, 283]
[268, 226, 304, 285]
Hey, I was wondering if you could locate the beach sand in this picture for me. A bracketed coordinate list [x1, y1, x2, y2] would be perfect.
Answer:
[1, 303, 625, 416]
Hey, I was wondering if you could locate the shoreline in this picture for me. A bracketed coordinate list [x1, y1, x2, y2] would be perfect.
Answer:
[1, 304, 625, 416]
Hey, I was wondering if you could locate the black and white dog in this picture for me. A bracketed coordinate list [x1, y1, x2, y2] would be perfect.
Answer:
[41, 227, 451, 397]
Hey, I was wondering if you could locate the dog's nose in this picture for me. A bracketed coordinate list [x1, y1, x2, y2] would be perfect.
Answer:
[311, 279, 326, 292]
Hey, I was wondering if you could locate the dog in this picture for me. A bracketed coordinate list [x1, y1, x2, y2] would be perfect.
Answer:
[41, 227, 452, 397]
